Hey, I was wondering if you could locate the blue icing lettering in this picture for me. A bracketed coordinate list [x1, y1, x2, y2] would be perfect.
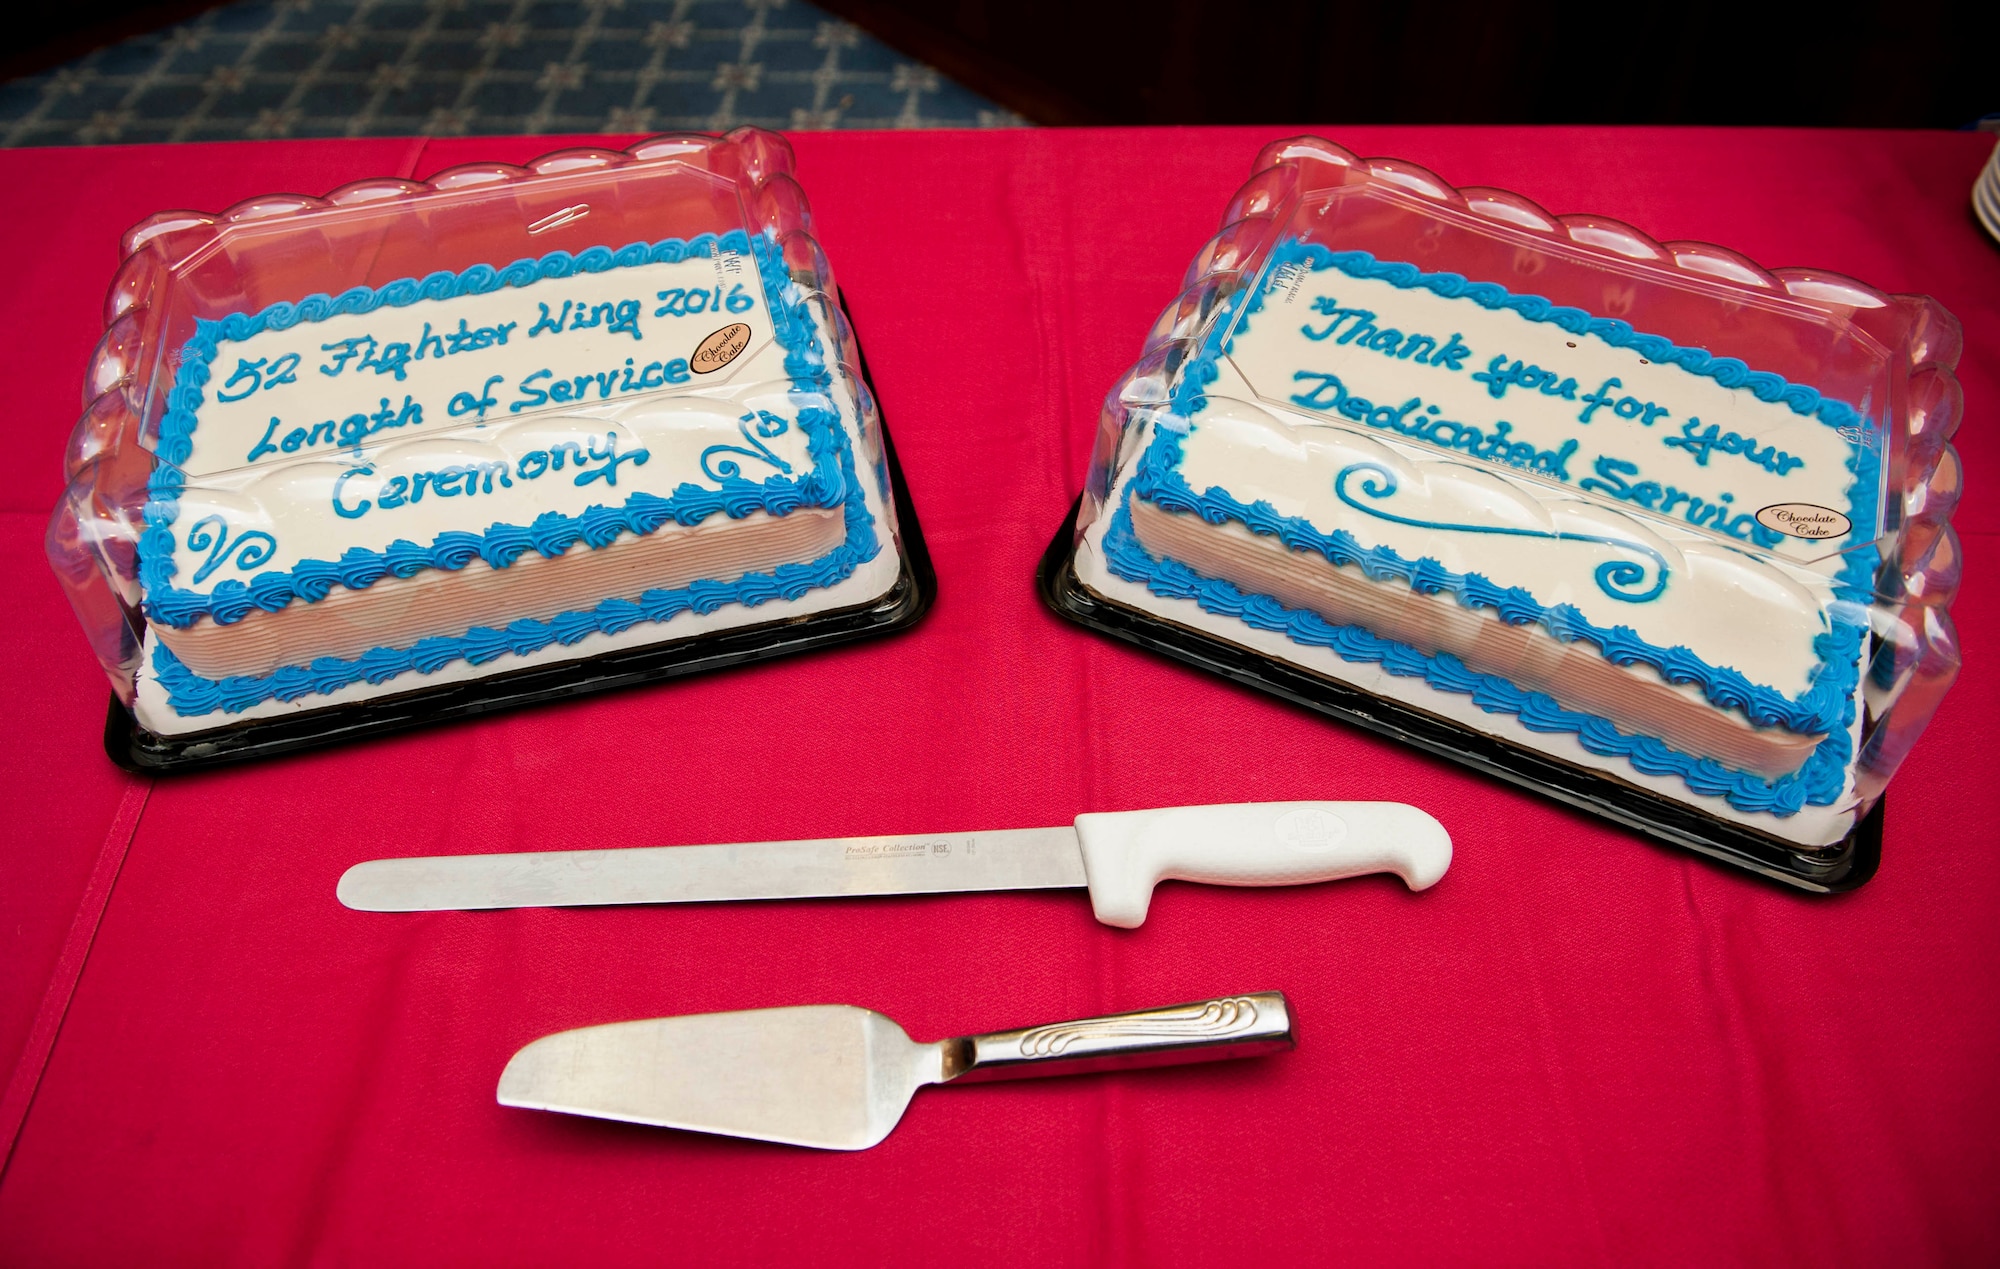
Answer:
[245, 396, 422, 463]
[320, 320, 518, 379]
[1303, 295, 1470, 370]
[654, 284, 754, 318]
[1578, 455, 1781, 547]
[510, 369, 551, 412]
[1576, 377, 1670, 427]
[147, 240, 885, 716]
[1288, 372, 1577, 480]
[448, 374, 506, 420]
[1251, 241, 1874, 445]
[574, 431, 650, 487]
[507, 356, 689, 415]
[528, 298, 645, 340]
[331, 465, 373, 519]
[1661, 417, 1805, 476]
[214, 353, 301, 403]
[1470, 355, 1580, 402]
[138, 229, 880, 687]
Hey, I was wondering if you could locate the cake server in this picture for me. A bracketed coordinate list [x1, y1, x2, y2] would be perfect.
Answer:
[498, 991, 1295, 1150]
[338, 800, 1449, 927]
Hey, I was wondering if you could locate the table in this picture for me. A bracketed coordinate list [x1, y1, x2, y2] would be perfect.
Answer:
[2, 127, 1996, 1265]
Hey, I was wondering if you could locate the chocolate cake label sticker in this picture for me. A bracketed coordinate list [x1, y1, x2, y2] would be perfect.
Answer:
[1755, 503, 1851, 540]
[692, 323, 752, 374]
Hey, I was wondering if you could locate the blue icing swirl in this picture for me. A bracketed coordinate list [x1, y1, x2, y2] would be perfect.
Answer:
[1331, 461, 1669, 604]
[146, 227, 883, 716]
[1115, 236, 1884, 816]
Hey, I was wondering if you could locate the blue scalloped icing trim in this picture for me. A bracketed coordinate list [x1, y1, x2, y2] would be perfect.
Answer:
[1111, 238, 1881, 815]
[142, 227, 883, 716]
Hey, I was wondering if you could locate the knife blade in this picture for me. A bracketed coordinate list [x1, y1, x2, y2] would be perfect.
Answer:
[497, 991, 1296, 1150]
[338, 800, 1450, 928]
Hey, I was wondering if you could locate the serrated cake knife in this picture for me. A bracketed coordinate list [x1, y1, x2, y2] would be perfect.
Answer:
[338, 800, 1450, 928]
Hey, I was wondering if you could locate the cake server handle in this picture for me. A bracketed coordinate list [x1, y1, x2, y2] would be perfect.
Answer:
[941, 992, 1295, 1083]
[1072, 801, 1451, 928]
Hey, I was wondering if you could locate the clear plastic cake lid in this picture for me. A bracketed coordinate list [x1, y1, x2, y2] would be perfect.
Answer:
[1060, 137, 1964, 883]
[48, 128, 925, 766]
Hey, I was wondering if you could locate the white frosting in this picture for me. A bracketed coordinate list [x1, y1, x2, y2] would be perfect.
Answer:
[163, 251, 811, 591]
[1075, 247, 1881, 842]
[134, 243, 905, 728]
[1076, 419, 1863, 848]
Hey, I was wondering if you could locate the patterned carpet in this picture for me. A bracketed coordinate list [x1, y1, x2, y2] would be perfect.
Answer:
[0, 0, 1021, 146]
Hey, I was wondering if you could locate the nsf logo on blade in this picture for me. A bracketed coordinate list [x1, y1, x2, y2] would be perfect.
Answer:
[1274, 808, 1347, 853]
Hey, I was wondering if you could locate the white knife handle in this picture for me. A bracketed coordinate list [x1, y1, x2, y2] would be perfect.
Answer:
[1072, 801, 1451, 928]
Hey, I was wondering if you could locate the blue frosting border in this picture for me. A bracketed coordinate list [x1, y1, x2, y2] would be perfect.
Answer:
[1109, 239, 1879, 816]
[143, 228, 882, 716]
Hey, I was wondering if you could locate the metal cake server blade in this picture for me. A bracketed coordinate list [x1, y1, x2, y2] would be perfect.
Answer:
[497, 991, 1295, 1150]
[339, 800, 1451, 928]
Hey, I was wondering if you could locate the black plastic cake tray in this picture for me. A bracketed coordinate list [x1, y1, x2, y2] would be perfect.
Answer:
[1037, 499, 1881, 894]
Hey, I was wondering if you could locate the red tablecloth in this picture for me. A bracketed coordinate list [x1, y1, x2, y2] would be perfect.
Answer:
[2, 127, 1996, 1265]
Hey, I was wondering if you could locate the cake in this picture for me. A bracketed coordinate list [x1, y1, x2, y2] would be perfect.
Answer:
[1072, 139, 1964, 850]
[50, 131, 908, 743]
